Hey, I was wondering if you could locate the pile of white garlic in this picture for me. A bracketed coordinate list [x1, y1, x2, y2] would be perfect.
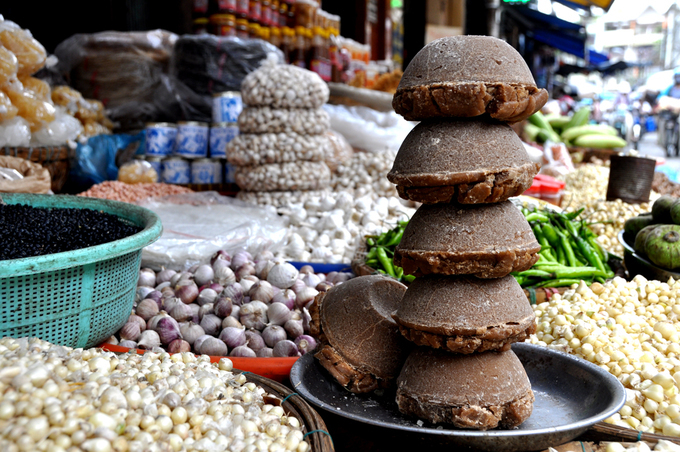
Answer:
[331, 149, 399, 199]
[275, 191, 416, 263]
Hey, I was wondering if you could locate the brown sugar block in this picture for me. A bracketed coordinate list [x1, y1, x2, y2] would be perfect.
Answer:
[392, 36, 548, 123]
[387, 119, 540, 204]
[393, 201, 540, 278]
[396, 347, 534, 430]
[393, 274, 536, 353]
[309, 274, 412, 393]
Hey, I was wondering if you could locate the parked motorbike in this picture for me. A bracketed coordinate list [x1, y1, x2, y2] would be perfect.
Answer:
[608, 104, 635, 144]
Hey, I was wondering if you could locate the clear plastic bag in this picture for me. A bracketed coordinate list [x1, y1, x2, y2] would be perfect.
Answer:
[118, 159, 158, 184]
[539, 141, 575, 178]
[323, 103, 415, 153]
[136, 191, 289, 271]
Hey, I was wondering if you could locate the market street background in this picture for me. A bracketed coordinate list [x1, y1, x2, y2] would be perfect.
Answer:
[636, 132, 680, 175]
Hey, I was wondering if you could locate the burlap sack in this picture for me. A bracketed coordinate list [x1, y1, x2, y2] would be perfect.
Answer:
[0, 155, 52, 193]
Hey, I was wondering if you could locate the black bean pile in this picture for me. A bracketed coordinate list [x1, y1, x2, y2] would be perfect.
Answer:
[0, 204, 143, 260]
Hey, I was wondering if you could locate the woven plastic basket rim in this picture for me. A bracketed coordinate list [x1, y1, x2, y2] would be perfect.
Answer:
[0, 193, 163, 277]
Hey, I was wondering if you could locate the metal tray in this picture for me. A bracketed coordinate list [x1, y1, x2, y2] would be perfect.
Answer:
[618, 230, 680, 281]
[290, 343, 626, 452]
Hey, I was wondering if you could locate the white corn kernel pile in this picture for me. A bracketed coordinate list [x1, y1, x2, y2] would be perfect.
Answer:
[0, 337, 309, 452]
[560, 164, 656, 257]
[605, 439, 680, 451]
[528, 276, 680, 437]
[568, 199, 652, 258]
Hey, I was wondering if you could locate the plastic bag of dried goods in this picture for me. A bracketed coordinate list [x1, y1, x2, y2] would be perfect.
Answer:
[118, 159, 158, 184]
[2, 77, 56, 131]
[323, 103, 415, 153]
[172, 34, 284, 96]
[0, 155, 51, 194]
[31, 106, 83, 146]
[0, 116, 31, 147]
[0, 22, 46, 76]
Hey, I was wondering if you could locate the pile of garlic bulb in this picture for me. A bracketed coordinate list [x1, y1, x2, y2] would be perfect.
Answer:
[275, 191, 416, 263]
[331, 148, 399, 199]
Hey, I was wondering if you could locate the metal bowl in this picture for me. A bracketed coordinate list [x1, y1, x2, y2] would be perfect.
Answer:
[617, 230, 680, 281]
[290, 343, 626, 452]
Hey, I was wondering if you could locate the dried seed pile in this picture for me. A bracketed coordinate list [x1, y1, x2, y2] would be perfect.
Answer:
[78, 181, 194, 203]
[0, 204, 141, 260]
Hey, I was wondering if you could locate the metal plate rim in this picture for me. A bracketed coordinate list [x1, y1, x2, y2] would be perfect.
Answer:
[290, 342, 626, 441]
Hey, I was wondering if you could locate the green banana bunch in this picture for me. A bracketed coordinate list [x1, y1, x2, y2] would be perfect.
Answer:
[526, 106, 627, 149]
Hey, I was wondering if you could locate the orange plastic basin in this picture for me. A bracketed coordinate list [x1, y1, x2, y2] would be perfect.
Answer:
[99, 343, 298, 382]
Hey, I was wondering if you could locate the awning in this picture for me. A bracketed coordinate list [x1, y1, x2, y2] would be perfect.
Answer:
[532, 29, 610, 65]
[504, 6, 609, 64]
[553, 0, 615, 12]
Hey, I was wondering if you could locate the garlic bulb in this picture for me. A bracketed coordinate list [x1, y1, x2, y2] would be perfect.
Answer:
[267, 263, 299, 289]
[136, 298, 159, 321]
[198, 336, 228, 356]
[196, 288, 218, 306]
[249, 281, 274, 303]
[137, 330, 161, 350]
[179, 322, 205, 345]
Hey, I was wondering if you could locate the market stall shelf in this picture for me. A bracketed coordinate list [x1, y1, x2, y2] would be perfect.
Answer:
[0, 193, 162, 349]
[290, 342, 626, 452]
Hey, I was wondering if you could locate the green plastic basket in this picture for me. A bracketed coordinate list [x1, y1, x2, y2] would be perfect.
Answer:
[0, 193, 163, 349]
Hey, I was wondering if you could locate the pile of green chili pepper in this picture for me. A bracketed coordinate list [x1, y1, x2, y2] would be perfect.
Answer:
[514, 206, 615, 289]
[363, 221, 415, 283]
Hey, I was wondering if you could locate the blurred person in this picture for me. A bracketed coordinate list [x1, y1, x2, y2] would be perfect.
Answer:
[656, 70, 680, 154]
[660, 70, 680, 100]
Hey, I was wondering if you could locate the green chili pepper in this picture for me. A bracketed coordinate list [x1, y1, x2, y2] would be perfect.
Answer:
[384, 229, 404, 247]
[533, 262, 568, 270]
[587, 236, 607, 263]
[376, 247, 396, 278]
[574, 237, 606, 273]
[558, 231, 577, 267]
[526, 212, 549, 223]
[395, 266, 404, 280]
[554, 244, 566, 266]
[514, 275, 528, 286]
[541, 223, 560, 246]
[365, 247, 378, 260]
[517, 269, 554, 278]
[539, 249, 556, 262]
[554, 266, 601, 279]
[533, 225, 550, 249]
[366, 238, 376, 247]
[565, 208, 585, 221]
[377, 231, 394, 246]
[535, 279, 583, 288]
[403, 274, 416, 283]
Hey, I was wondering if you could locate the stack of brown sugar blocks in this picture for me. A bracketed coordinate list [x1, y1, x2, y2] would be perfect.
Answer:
[387, 35, 550, 430]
